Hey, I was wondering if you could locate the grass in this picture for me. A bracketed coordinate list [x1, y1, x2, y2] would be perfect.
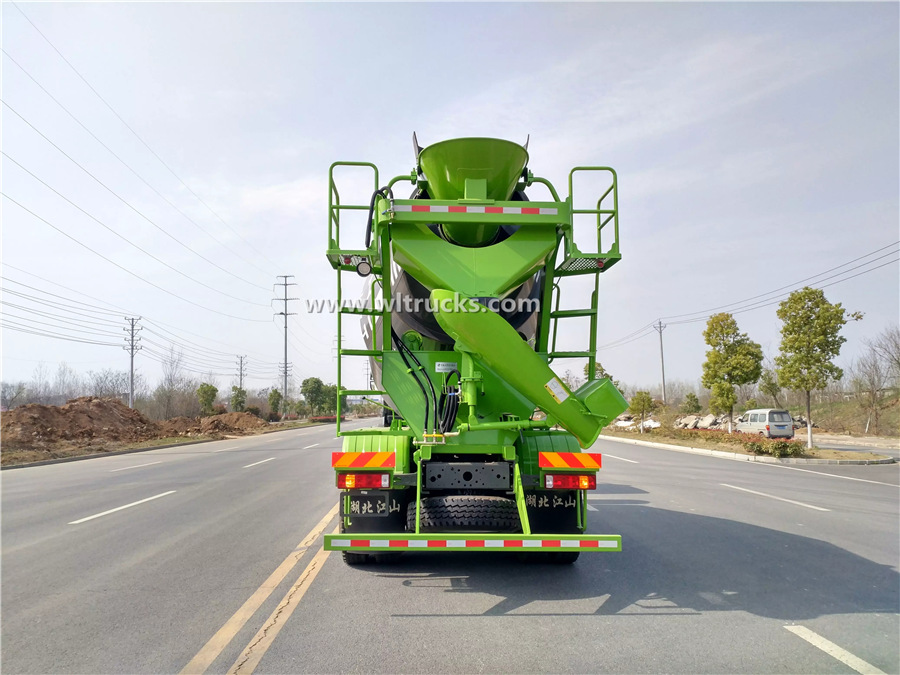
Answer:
[803, 396, 899, 437]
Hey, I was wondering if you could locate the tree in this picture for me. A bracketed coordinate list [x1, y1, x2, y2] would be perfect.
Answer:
[701, 313, 763, 432]
[583, 362, 621, 389]
[776, 287, 862, 448]
[851, 345, 889, 435]
[759, 367, 782, 408]
[867, 326, 900, 388]
[1, 381, 26, 410]
[629, 391, 654, 434]
[197, 383, 218, 416]
[301, 377, 327, 415]
[230, 386, 247, 412]
[268, 389, 284, 418]
[680, 392, 702, 415]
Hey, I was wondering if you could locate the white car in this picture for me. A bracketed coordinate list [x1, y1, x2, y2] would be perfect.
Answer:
[736, 409, 795, 439]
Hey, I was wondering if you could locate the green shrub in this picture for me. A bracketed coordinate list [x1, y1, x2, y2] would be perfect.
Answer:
[744, 441, 765, 455]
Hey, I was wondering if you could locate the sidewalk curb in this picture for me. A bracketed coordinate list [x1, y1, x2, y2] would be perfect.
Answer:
[598, 435, 896, 465]
[0, 423, 330, 471]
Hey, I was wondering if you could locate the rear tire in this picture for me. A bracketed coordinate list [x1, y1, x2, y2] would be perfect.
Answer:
[407, 495, 521, 533]
[342, 550, 370, 565]
[340, 520, 370, 565]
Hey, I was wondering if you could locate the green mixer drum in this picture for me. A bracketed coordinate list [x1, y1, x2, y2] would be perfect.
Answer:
[418, 138, 528, 247]
[418, 137, 528, 201]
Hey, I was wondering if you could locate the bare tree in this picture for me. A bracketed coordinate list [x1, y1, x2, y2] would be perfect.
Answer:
[867, 326, 900, 388]
[87, 369, 130, 399]
[851, 346, 889, 434]
[28, 362, 51, 404]
[1, 381, 27, 410]
[52, 362, 83, 404]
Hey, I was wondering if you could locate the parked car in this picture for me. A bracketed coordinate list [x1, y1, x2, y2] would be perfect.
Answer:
[736, 409, 795, 439]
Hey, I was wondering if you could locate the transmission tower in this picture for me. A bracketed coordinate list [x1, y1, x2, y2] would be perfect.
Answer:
[236, 355, 247, 391]
[274, 275, 297, 414]
[123, 317, 142, 408]
[654, 319, 667, 405]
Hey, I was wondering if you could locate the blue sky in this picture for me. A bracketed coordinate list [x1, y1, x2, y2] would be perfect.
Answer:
[2, 2, 898, 396]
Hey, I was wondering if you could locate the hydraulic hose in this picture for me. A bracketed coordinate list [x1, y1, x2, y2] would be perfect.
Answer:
[391, 328, 434, 435]
[365, 187, 392, 249]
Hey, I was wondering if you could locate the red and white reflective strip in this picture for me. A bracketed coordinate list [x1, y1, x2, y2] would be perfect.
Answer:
[392, 204, 558, 215]
[328, 538, 618, 550]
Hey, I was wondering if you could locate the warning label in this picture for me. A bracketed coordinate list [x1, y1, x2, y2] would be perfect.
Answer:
[435, 362, 457, 373]
[544, 377, 569, 404]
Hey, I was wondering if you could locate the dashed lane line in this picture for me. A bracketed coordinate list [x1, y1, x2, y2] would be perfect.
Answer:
[602, 453, 639, 464]
[68, 491, 176, 525]
[303, 444, 319, 449]
[109, 461, 161, 472]
[180, 503, 339, 674]
[721, 483, 830, 512]
[243, 458, 275, 469]
[228, 526, 339, 675]
[785, 625, 886, 674]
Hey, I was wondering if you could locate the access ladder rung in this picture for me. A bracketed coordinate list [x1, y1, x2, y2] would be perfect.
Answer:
[549, 351, 592, 359]
[340, 307, 381, 316]
[339, 389, 386, 397]
[551, 309, 596, 318]
[341, 349, 382, 357]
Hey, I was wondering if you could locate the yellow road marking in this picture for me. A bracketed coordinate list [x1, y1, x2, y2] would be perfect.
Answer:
[228, 526, 338, 675]
[180, 503, 338, 674]
[785, 625, 886, 675]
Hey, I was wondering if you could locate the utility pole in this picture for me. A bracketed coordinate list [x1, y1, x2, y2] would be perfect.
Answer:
[123, 317, 142, 408]
[274, 275, 297, 416]
[654, 319, 667, 406]
[236, 355, 247, 391]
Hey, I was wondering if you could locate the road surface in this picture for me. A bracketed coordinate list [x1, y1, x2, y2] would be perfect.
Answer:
[2, 421, 897, 674]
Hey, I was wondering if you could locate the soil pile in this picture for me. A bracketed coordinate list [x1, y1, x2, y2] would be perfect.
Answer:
[1, 397, 161, 450]
[158, 412, 269, 438]
[1, 400, 272, 465]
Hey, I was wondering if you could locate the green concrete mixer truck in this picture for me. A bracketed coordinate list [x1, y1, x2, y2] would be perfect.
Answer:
[324, 135, 628, 564]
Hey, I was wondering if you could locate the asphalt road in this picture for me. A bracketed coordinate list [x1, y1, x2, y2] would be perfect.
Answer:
[2, 421, 898, 674]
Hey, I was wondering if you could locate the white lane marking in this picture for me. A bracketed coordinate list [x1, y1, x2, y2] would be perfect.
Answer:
[243, 457, 276, 468]
[109, 461, 161, 472]
[303, 443, 320, 449]
[754, 462, 897, 487]
[68, 491, 176, 525]
[587, 504, 598, 511]
[721, 484, 830, 512]
[784, 625, 886, 674]
[602, 453, 639, 464]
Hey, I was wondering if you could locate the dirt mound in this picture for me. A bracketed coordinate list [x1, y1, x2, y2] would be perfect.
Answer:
[158, 416, 202, 437]
[157, 412, 268, 437]
[203, 412, 268, 432]
[1, 397, 160, 449]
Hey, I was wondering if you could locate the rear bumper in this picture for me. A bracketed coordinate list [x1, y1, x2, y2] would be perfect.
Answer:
[325, 533, 621, 552]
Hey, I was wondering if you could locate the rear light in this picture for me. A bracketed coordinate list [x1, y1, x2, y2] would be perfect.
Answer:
[766, 425, 770, 432]
[544, 474, 596, 490]
[337, 473, 390, 489]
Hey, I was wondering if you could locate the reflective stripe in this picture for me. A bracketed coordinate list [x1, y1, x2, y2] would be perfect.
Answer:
[390, 204, 559, 216]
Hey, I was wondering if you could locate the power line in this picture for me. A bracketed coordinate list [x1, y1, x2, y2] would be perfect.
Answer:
[597, 243, 899, 351]
[660, 241, 899, 322]
[1, 48, 276, 280]
[2, 101, 270, 292]
[0, 320, 121, 346]
[4, 152, 269, 307]
[3, 265, 278, 362]
[2, 194, 271, 323]
[667, 252, 899, 326]
[11, 2, 283, 270]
